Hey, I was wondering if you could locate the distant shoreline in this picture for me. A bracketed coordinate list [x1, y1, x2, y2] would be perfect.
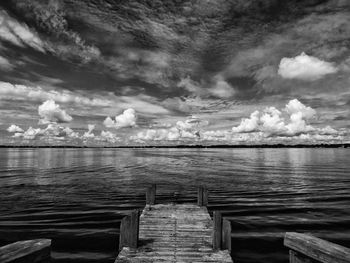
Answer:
[0, 144, 349, 149]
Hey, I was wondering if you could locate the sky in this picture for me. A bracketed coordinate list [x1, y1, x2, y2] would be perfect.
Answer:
[0, 0, 349, 146]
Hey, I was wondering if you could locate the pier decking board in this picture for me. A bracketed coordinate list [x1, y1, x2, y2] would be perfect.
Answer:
[115, 204, 233, 263]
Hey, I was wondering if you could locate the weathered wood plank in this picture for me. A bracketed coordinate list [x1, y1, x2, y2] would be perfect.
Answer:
[119, 210, 140, 250]
[0, 239, 51, 263]
[284, 232, 350, 263]
[222, 219, 231, 251]
[116, 204, 233, 263]
[146, 184, 156, 205]
[197, 186, 208, 206]
[213, 211, 222, 250]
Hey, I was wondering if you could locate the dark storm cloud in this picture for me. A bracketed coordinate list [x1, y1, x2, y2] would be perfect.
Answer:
[1, 0, 350, 102]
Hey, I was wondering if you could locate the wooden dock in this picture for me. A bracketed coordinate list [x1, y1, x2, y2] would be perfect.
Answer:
[116, 203, 233, 263]
[1, 184, 350, 263]
[116, 185, 232, 263]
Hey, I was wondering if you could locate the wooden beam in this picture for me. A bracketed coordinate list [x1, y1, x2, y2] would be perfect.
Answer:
[119, 210, 140, 250]
[284, 232, 350, 263]
[222, 219, 231, 251]
[0, 239, 51, 263]
[197, 186, 203, 206]
[146, 184, 156, 205]
[213, 211, 222, 250]
[197, 186, 208, 206]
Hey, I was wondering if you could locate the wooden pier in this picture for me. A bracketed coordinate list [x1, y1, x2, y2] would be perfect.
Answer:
[116, 185, 232, 262]
[1, 184, 350, 263]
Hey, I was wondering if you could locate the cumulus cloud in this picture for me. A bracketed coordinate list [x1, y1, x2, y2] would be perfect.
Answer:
[285, 99, 316, 119]
[0, 81, 111, 107]
[13, 126, 44, 140]
[131, 116, 207, 142]
[97, 131, 120, 143]
[104, 108, 136, 129]
[62, 127, 79, 139]
[232, 99, 332, 137]
[38, 100, 73, 124]
[7, 124, 24, 133]
[278, 52, 338, 81]
[0, 9, 45, 52]
[82, 124, 95, 139]
[232, 111, 259, 133]
[11, 123, 80, 141]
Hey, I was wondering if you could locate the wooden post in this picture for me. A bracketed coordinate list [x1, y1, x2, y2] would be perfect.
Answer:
[213, 211, 222, 250]
[197, 186, 208, 206]
[222, 219, 231, 251]
[119, 210, 140, 251]
[0, 239, 51, 263]
[284, 232, 350, 263]
[146, 184, 156, 205]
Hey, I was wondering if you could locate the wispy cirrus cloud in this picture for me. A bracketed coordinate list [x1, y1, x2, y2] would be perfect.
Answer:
[0, 9, 45, 52]
[0, 81, 111, 106]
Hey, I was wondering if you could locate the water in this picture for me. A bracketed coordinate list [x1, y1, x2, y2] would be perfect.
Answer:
[0, 148, 349, 263]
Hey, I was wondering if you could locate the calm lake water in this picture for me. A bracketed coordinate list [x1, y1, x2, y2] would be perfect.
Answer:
[0, 148, 349, 263]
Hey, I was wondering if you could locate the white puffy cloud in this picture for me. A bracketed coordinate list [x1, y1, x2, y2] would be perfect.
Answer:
[62, 127, 79, 139]
[97, 131, 120, 143]
[38, 100, 73, 124]
[11, 123, 80, 141]
[232, 110, 259, 133]
[231, 99, 338, 137]
[7, 124, 24, 133]
[131, 116, 207, 142]
[103, 108, 136, 129]
[14, 126, 44, 140]
[82, 124, 95, 139]
[285, 99, 316, 119]
[260, 107, 287, 135]
[278, 52, 338, 81]
[0, 81, 111, 107]
[0, 10, 45, 52]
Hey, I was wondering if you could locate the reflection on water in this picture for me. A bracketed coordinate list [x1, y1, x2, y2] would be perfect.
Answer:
[0, 148, 350, 263]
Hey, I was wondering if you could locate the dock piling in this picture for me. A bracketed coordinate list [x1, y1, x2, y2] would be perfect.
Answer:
[146, 184, 156, 205]
[119, 210, 140, 250]
[222, 219, 232, 251]
[213, 211, 222, 250]
[197, 186, 208, 206]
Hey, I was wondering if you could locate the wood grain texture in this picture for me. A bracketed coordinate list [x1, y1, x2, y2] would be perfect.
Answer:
[197, 186, 208, 207]
[213, 211, 222, 250]
[119, 210, 140, 250]
[222, 219, 231, 251]
[115, 204, 232, 263]
[0, 239, 51, 263]
[146, 185, 156, 205]
[284, 232, 350, 263]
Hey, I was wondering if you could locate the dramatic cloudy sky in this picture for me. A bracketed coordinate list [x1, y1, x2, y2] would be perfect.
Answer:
[0, 0, 349, 145]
